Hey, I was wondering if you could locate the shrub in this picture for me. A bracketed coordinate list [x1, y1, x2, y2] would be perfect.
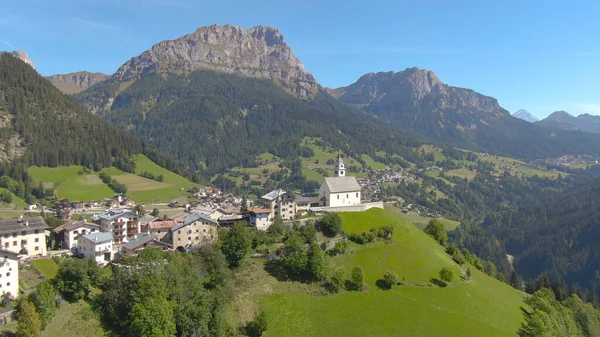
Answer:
[424, 219, 448, 246]
[350, 267, 364, 291]
[383, 271, 399, 288]
[246, 311, 268, 337]
[320, 213, 343, 237]
[439, 267, 454, 284]
[327, 268, 346, 293]
[328, 240, 348, 256]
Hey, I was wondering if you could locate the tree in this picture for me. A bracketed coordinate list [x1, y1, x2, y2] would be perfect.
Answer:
[16, 299, 41, 337]
[329, 268, 346, 293]
[268, 215, 285, 236]
[32, 281, 56, 329]
[439, 267, 454, 284]
[151, 208, 160, 217]
[246, 310, 268, 337]
[299, 222, 317, 244]
[307, 244, 326, 281]
[424, 219, 448, 246]
[220, 222, 252, 268]
[133, 204, 145, 216]
[350, 267, 364, 291]
[282, 233, 308, 277]
[240, 195, 248, 213]
[128, 296, 176, 337]
[54, 258, 92, 301]
[383, 271, 399, 288]
[320, 213, 343, 237]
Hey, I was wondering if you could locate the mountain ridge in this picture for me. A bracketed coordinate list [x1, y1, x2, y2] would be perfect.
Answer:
[512, 109, 538, 122]
[46, 71, 110, 94]
[536, 110, 600, 134]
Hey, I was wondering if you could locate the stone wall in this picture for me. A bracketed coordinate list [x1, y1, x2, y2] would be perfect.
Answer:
[310, 201, 384, 214]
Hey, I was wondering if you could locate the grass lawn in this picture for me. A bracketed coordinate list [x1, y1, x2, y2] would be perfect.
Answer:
[0, 187, 27, 209]
[42, 300, 105, 337]
[56, 174, 114, 201]
[31, 258, 59, 279]
[420, 144, 445, 162]
[259, 208, 525, 337]
[335, 209, 461, 284]
[445, 168, 477, 181]
[361, 154, 386, 170]
[28, 166, 83, 185]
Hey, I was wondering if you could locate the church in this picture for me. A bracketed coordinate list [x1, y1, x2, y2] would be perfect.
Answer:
[319, 156, 362, 207]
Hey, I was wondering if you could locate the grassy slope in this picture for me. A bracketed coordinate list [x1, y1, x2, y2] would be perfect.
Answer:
[0, 187, 27, 209]
[31, 258, 59, 279]
[28, 155, 196, 204]
[260, 208, 525, 337]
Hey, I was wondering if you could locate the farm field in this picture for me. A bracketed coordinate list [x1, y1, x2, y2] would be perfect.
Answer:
[28, 155, 196, 204]
[257, 208, 525, 337]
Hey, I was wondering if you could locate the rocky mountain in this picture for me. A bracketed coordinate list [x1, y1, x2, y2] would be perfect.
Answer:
[0, 52, 142, 167]
[114, 24, 317, 97]
[536, 111, 600, 134]
[512, 109, 538, 122]
[10, 50, 35, 69]
[333, 68, 600, 159]
[46, 71, 109, 94]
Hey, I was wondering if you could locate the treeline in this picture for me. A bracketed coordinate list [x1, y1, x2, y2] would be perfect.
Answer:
[138, 170, 164, 182]
[99, 172, 127, 194]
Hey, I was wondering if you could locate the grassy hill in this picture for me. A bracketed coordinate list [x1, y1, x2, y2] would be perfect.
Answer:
[233, 208, 525, 337]
[28, 155, 197, 204]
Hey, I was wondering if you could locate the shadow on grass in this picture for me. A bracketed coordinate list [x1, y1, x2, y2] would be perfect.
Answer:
[375, 279, 392, 290]
[263, 260, 313, 283]
[430, 278, 448, 287]
[517, 306, 533, 337]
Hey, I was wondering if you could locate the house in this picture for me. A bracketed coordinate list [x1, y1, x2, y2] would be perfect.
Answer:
[217, 214, 249, 228]
[262, 189, 296, 220]
[166, 213, 218, 251]
[77, 232, 113, 264]
[85, 200, 98, 208]
[0, 216, 49, 258]
[247, 208, 272, 231]
[53, 221, 101, 250]
[0, 250, 19, 299]
[57, 198, 71, 210]
[139, 215, 159, 230]
[120, 232, 172, 256]
[295, 197, 312, 215]
[145, 220, 179, 240]
[318, 156, 361, 207]
[71, 201, 84, 209]
[92, 209, 140, 245]
[25, 204, 37, 211]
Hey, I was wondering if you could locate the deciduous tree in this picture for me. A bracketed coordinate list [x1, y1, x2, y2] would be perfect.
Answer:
[17, 299, 41, 337]
[220, 222, 252, 268]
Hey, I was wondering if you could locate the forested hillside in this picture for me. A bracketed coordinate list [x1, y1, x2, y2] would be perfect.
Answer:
[482, 169, 600, 292]
[76, 70, 424, 177]
[0, 52, 142, 169]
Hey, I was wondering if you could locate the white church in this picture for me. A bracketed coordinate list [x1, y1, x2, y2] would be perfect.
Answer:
[318, 156, 362, 207]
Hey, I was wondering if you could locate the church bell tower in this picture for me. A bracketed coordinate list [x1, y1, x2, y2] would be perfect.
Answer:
[334, 155, 345, 177]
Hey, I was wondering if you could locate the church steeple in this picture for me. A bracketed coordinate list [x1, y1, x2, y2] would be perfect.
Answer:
[334, 155, 345, 177]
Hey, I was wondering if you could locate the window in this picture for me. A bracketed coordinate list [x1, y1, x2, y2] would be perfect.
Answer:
[346, 194, 348, 198]
[188, 237, 191, 241]
[34, 238, 39, 243]
[21, 240, 27, 245]
[35, 247, 39, 251]
[3, 244, 7, 248]
[12, 242, 16, 246]
[6, 273, 10, 277]
[21, 231, 26, 236]
[6, 282, 10, 286]
[356, 193, 359, 198]
[337, 195, 339, 200]
[195, 236, 199, 240]
[11, 233, 15, 238]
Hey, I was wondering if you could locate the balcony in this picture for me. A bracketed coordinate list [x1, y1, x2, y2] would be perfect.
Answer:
[95, 248, 111, 254]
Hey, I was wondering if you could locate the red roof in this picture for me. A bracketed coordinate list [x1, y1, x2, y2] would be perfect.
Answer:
[248, 208, 271, 214]
[148, 220, 180, 230]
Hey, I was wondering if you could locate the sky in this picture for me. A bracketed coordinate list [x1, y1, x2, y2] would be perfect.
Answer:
[1, 0, 600, 119]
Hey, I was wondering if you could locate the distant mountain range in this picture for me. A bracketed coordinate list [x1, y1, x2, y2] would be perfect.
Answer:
[46, 71, 109, 94]
[512, 109, 538, 122]
[535, 111, 600, 134]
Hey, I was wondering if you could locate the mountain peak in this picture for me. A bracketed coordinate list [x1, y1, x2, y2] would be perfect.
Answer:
[10, 50, 35, 69]
[113, 24, 317, 98]
[546, 110, 576, 121]
[512, 109, 538, 122]
[46, 71, 109, 94]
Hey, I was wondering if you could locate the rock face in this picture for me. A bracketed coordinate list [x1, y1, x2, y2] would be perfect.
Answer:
[536, 111, 600, 134]
[10, 51, 34, 69]
[512, 109, 538, 123]
[46, 71, 109, 94]
[333, 68, 508, 141]
[113, 24, 317, 98]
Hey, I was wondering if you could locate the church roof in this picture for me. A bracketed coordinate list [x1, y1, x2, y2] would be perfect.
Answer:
[322, 176, 361, 193]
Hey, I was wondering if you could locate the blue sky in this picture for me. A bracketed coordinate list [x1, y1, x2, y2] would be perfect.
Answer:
[1, 0, 600, 118]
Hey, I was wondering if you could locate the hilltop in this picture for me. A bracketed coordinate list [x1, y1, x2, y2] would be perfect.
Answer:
[536, 111, 600, 134]
[512, 109, 538, 122]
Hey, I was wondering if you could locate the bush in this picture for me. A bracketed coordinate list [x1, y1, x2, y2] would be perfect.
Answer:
[327, 268, 346, 293]
[376, 225, 394, 240]
[350, 267, 364, 291]
[424, 219, 448, 246]
[328, 240, 348, 256]
[246, 311, 268, 337]
[383, 271, 399, 288]
[348, 231, 375, 244]
[439, 267, 454, 284]
[320, 213, 343, 237]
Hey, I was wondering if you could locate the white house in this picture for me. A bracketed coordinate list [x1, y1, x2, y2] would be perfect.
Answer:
[92, 209, 140, 245]
[53, 221, 101, 250]
[0, 216, 49, 258]
[319, 156, 361, 207]
[0, 249, 18, 299]
[262, 189, 296, 220]
[248, 208, 272, 231]
[77, 232, 113, 264]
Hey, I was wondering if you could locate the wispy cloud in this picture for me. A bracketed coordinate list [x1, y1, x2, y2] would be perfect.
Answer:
[579, 104, 600, 115]
[72, 17, 116, 30]
[0, 38, 15, 49]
